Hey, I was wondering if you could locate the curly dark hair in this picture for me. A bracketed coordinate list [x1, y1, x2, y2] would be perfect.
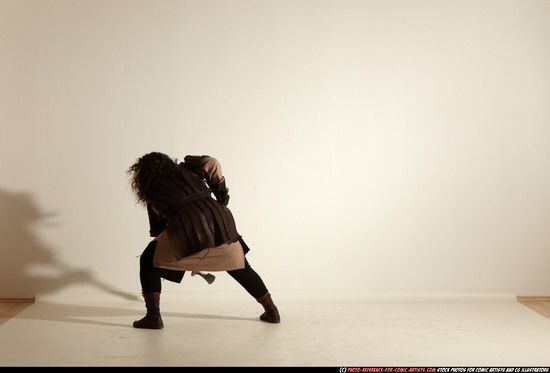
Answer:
[127, 152, 179, 207]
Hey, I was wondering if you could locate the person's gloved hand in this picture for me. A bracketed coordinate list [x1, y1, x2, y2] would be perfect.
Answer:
[209, 179, 230, 206]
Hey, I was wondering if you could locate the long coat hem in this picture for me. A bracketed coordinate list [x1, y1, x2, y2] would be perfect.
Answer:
[153, 230, 246, 273]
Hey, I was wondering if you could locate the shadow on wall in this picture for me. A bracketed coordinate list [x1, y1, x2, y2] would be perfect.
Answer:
[0, 188, 138, 300]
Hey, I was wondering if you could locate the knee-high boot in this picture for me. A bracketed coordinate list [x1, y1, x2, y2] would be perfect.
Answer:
[133, 292, 164, 329]
[256, 292, 280, 323]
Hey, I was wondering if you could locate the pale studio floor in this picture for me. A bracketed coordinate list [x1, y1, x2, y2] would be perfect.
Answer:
[1, 290, 550, 367]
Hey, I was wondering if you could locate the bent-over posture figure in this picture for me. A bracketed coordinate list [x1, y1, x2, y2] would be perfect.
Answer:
[127, 152, 280, 329]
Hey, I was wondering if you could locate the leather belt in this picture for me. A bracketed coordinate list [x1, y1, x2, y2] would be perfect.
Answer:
[167, 190, 211, 216]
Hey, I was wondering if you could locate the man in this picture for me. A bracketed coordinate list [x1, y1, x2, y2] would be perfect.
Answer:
[127, 152, 280, 329]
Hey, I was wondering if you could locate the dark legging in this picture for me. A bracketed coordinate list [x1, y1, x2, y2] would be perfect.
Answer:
[139, 240, 268, 299]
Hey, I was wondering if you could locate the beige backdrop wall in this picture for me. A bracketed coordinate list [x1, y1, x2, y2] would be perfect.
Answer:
[1, 0, 549, 298]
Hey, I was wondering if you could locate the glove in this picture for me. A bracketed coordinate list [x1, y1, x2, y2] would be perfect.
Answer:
[208, 179, 230, 206]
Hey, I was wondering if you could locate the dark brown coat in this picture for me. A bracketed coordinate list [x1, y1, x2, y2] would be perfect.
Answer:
[149, 156, 246, 275]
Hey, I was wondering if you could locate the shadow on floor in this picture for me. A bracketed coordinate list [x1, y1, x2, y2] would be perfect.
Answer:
[12, 299, 257, 328]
